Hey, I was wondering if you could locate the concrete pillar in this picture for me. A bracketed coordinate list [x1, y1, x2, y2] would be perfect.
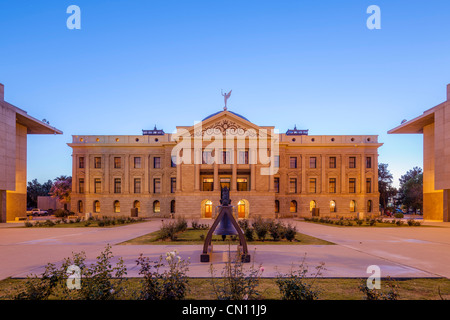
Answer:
[0, 190, 6, 223]
[443, 189, 450, 222]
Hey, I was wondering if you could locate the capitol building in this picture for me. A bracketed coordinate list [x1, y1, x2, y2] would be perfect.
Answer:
[68, 109, 382, 219]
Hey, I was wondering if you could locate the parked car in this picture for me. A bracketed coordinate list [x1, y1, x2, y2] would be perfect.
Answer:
[26, 208, 48, 216]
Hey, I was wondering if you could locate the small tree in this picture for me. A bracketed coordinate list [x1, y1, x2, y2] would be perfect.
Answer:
[50, 176, 72, 210]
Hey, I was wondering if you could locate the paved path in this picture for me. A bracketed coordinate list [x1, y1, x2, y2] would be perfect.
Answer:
[1, 219, 450, 279]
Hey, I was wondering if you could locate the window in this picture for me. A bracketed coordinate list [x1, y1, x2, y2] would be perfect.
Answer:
[133, 200, 140, 213]
[309, 178, 317, 193]
[275, 200, 280, 213]
[94, 178, 101, 194]
[78, 178, 84, 193]
[350, 200, 356, 212]
[290, 157, 297, 169]
[114, 157, 121, 169]
[310, 157, 317, 169]
[154, 157, 161, 169]
[153, 200, 160, 213]
[170, 200, 176, 213]
[310, 200, 316, 212]
[94, 157, 101, 169]
[330, 200, 336, 213]
[221, 150, 231, 164]
[367, 200, 373, 213]
[202, 150, 213, 164]
[366, 157, 372, 169]
[94, 200, 100, 213]
[171, 156, 176, 167]
[329, 157, 336, 168]
[289, 178, 297, 193]
[171, 177, 176, 193]
[329, 178, 336, 193]
[290, 200, 297, 213]
[153, 178, 161, 193]
[220, 178, 230, 189]
[79, 157, 85, 169]
[134, 178, 141, 194]
[349, 157, 356, 168]
[274, 177, 280, 193]
[203, 178, 214, 191]
[349, 178, 356, 193]
[237, 178, 248, 191]
[77, 200, 83, 213]
[274, 155, 280, 168]
[238, 150, 249, 164]
[366, 178, 372, 193]
[114, 200, 120, 213]
[114, 178, 121, 194]
[134, 157, 141, 169]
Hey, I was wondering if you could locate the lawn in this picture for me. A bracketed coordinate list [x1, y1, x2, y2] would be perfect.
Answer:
[1, 277, 449, 300]
[119, 228, 334, 246]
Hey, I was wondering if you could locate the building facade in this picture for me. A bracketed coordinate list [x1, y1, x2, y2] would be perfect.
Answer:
[0, 83, 62, 222]
[69, 110, 382, 219]
[389, 84, 450, 221]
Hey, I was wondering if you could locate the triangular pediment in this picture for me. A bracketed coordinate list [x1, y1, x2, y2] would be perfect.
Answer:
[176, 110, 274, 138]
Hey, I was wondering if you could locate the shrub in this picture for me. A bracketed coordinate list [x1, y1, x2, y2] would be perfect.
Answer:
[394, 213, 404, 219]
[159, 221, 178, 241]
[84, 221, 91, 227]
[136, 250, 190, 300]
[346, 220, 353, 226]
[54, 209, 69, 218]
[24, 221, 33, 228]
[396, 220, 404, 226]
[268, 221, 284, 241]
[369, 219, 376, 226]
[359, 277, 399, 300]
[175, 217, 188, 233]
[252, 217, 269, 241]
[13, 245, 128, 300]
[244, 227, 254, 242]
[98, 221, 105, 227]
[210, 251, 263, 300]
[283, 223, 297, 242]
[276, 256, 325, 300]
[356, 219, 363, 226]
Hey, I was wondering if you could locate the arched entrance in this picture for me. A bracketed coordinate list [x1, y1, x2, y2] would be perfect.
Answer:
[237, 199, 249, 219]
[201, 200, 213, 218]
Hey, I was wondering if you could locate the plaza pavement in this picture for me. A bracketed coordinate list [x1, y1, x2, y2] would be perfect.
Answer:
[1, 218, 450, 279]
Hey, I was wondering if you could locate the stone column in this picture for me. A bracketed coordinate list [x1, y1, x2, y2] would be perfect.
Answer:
[176, 156, 182, 191]
[231, 150, 237, 191]
[104, 154, 110, 194]
[124, 155, 129, 194]
[301, 155, 306, 193]
[250, 149, 256, 191]
[360, 153, 365, 194]
[321, 154, 326, 193]
[341, 155, 346, 194]
[85, 154, 90, 193]
[144, 155, 149, 193]
[194, 150, 200, 191]
[214, 163, 219, 191]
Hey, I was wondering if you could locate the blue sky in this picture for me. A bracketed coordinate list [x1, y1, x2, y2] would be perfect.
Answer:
[1, 0, 450, 188]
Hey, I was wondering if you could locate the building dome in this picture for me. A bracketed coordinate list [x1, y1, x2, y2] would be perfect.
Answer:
[202, 110, 249, 122]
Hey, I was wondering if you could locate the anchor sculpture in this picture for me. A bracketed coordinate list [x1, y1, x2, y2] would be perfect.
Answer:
[200, 186, 250, 263]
